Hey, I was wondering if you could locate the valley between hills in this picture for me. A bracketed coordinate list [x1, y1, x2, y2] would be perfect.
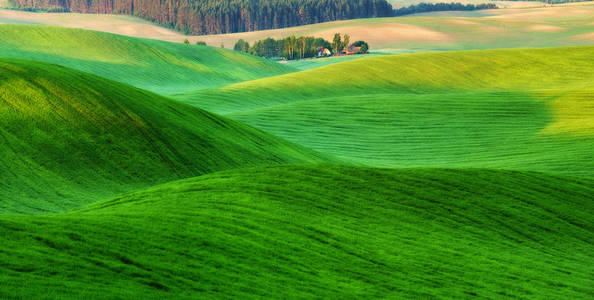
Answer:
[0, 3, 593, 298]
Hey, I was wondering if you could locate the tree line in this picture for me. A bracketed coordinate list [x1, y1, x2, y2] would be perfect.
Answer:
[8, 0, 393, 34]
[234, 34, 369, 60]
[8, 0, 497, 35]
[498, 0, 589, 3]
[393, 2, 496, 16]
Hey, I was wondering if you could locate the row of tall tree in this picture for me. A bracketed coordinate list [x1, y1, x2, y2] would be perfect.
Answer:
[234, 34, 368, 60]
[8, 0, 499, 35]
[498, 0, 588, 3]
[8, 0, 394, 34]
[393, 2, 497, 16]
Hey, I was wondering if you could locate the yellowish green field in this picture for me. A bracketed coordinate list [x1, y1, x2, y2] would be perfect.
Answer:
[175, 46, 594, 176]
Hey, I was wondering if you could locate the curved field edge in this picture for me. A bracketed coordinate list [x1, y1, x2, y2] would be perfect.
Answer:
[0, 59, 328, 214]
[225, 92, 594, 176]
[175, 46, 594, 114]
[1, 165, 593, 298]
[0, 24, 295, 94]
[174, 47, 594, 176]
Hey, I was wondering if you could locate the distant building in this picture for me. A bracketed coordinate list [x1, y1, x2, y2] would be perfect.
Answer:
[317, 47, 332, 57]
[343, 44, 361, 55]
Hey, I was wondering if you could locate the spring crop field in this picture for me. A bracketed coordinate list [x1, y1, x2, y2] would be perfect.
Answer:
[0, 3, 593, 298]
[0, 59, 323, 213]
[0, 25, 293, 93]
[175, 47, 594, 176]
[2, 166, 593, 298]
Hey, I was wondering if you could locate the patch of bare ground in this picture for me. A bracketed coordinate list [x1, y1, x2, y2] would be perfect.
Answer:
[524, 24, 566, 32]
[488, 6, 594, 19]
[0, 9, 189, 42]
[570, 32, 594, 41]
[316, 23, 453, 44]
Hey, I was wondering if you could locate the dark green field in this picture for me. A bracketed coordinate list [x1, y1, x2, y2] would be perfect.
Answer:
[0, 21, 592, 299]
[0, 59, 324, 214]
[2, 166, 594, 298]
[176, 47, 594, 176]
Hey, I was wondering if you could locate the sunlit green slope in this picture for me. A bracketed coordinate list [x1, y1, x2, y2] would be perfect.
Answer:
[0, 25, 294, 94]
[176, 47, 594, 175]
[177, 46, 594, 113]
[1, 165, 593, 298]
[0, 59, 325, 213]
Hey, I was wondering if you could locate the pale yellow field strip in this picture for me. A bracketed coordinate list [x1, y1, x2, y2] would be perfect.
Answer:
[0, 2, 592, 51]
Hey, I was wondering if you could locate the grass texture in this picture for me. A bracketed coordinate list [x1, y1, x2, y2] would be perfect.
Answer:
[0, 24, 294, 94]
[0, 59, 325, 213]
[1, 165, 593, 298]
[0, 23, 593, 299]
[176, 47, 594, 176]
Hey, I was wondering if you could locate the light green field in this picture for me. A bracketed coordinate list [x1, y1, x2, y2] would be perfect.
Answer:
[1, 165, 593, 298]
[175, 47, 594, 176]
[0, 59, 324, 214]
[283, 53, 388, 70]
[0, 25, 294, 94]
[1, 16, 594, 299]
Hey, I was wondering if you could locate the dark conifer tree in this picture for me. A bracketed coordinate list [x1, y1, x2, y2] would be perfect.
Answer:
[9, 0, 394, 35]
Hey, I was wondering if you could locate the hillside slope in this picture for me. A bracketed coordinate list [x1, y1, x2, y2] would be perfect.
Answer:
[0, 25, 294, 94]
[178, 46, 594, 112]
[0, 59, 326, 213]
[1, 165, 593, 298]
[176, 47, 594, 175]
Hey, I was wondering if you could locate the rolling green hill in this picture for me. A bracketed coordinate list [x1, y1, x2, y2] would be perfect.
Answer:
[177, 46, 594, 113]
[0, 59, 326, 214]
[0, 25, 294, 94]
[176, 47, 594, 176]
[1, 165, 593, 298]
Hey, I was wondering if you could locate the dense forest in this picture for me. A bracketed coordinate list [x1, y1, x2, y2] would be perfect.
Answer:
[498, 0, 590, 3]
[7, 0, 499, 35]
[237, 36, 331, 59]
[7, 0, 394, 34]
[393, 2, 496, 16]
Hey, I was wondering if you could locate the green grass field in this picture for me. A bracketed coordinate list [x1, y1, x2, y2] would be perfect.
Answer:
[283, 53, 388, 70]
[0, 25, 294, 94]
[1, 165, 593, 298]
[174, 47, 594, 176]
[0, 59, 324, 213]
[1, 16, 593, 299]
